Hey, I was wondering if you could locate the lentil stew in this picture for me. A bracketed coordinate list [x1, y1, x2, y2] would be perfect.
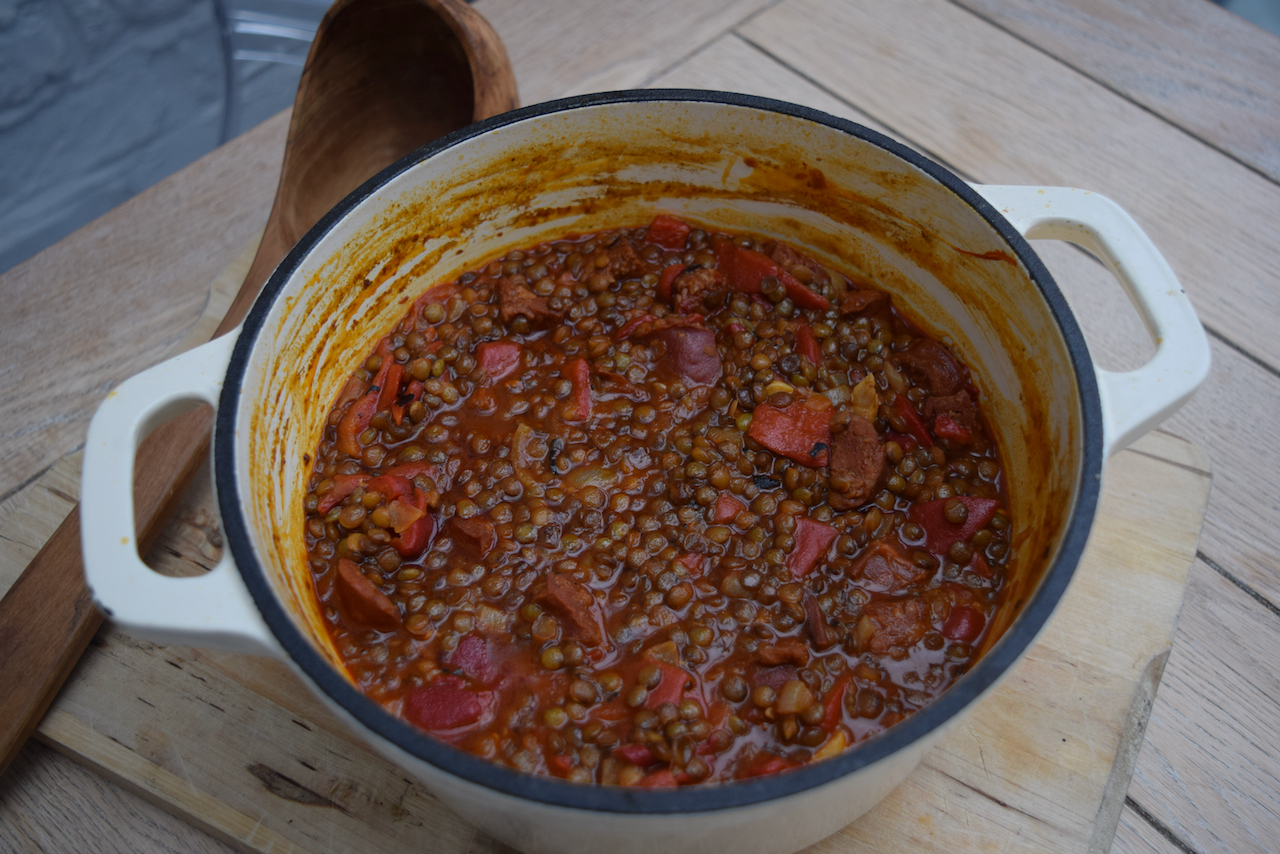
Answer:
[302, 214, 1012, 786]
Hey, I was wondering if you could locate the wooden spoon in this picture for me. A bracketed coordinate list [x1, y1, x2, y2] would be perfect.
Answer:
[0, 0, 517, 773]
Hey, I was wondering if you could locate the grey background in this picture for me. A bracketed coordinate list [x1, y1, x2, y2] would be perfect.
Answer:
[0, 0, 1276, 276]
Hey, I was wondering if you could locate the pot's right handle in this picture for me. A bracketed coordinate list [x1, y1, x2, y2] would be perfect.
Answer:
[80, 331, 279, 657]
[971, 185, 1211, 455]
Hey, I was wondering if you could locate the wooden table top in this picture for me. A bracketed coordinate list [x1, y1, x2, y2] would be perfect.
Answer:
[1, 1, 1276, 852]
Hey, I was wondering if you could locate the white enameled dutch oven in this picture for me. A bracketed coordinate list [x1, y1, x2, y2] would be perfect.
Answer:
[81, 92, 1210, 854]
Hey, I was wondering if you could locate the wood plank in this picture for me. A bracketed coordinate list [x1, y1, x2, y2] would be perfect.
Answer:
[0, 739, 235, 854]
[1126, 558, 1280, 853]
[738, 0, 1280, 375]
[955, 0, 1280, 183]
[0, 110, 287, 502]
[1111, 803, 1182, 854]
[472, 0, 773, 105]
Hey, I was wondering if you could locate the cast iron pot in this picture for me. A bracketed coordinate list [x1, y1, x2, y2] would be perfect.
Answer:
[81, 91, 1210, 854]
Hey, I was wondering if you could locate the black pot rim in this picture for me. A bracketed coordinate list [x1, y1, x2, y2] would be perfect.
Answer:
[215, 89, 1104, 814]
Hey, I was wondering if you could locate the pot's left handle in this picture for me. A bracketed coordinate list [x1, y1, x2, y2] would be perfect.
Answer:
[80, 331, 279, 657]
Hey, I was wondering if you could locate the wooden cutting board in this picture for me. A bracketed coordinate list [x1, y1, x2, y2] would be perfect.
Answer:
[0, 248, 1213, 854]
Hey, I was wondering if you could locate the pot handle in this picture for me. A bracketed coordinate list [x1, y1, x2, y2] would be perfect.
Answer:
[970, 185, 1210, 455]
[80, 331, 279, 657]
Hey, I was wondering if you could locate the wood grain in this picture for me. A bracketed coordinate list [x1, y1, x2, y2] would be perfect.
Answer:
[472, 0, 773, 104]
[1111, 803, 1182, 854]
[0, 110, 289, 502]
[1126, 558, 1280, 853]
[0, 739, 236, 854]
[739, 0, 1280, 374]
[954, 0, 1280, 183]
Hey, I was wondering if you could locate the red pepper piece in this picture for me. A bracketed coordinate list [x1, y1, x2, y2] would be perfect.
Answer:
[335, 558, 401, 631]
[907, 496, 1000, 554]
[316, 473, 370, 514]
[737, 752, 798, 779]
[565, 358, 592, 421]
[657, 263, 686, 301]
[941, 605, 986, 643]
[725, 247, 775, 295]
[638, 769, 679, 788]
[892, 394, 935, 449]
[336, 390, 378, 457]
[933, 413, 973, 444]
[718, 244, 832, 310]
[786, 516, 838, 579]
[615, 743, 656, 766]
[550, 754, 575, 774]
[747, 400, 832, 467]
[883, 431, 919, 453]
[711, 492, 747, 524]
[336, 339, 395, 456]
[615, 313, 656, 340]
[404, 675, 489, 732]
[367, 474, 414, 501]
[644, 662, 692, 710]
[392, 379, 423, 426]
[383, 460, 438, 483]
[376, 363, 403, 414]
[821, 673, 852, 731]
[780, 271, 831, 311]
[645, 214, 691, 251]
[795, 321, 822, 364]
[968, 552, 994, 579]
[476, 341, 522, 381]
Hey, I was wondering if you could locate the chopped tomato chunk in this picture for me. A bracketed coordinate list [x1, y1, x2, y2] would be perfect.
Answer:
[316, 473, 369, 514]
[795, 321, 822, 364]
[941, 605, 986, 644]
[787, 516, 838, 579]
[645, 214, 691, 251]
[908, 496, 1000, 554]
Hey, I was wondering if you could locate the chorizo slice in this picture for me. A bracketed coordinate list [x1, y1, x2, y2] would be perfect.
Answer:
[827, 410, 884, 510]
[894, 339, 966, 395]
[537, 573, 604, 646]
[671, 267, 727, 314]
[336, 558, 401, 632]
[758, 636, 811, 667]
[498, 276, 560, 328]
[858, 597, 930, 654]
[767, 241, 830, 289]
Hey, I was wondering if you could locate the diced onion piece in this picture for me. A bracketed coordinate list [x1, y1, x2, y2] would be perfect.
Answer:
[813, 729, 849, 761]
[850, 374, 880, 422]
[775, 679, 815, 715]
